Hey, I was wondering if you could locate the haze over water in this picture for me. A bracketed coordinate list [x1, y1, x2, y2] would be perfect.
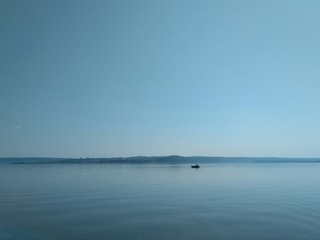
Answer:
[1, 162, 320, 240]
[2, 1, 320, 239]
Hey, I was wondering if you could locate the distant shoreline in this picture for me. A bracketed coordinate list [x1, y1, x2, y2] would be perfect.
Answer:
[1, 156, 320, 164]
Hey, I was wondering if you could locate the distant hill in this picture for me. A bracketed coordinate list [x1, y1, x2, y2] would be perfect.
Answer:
[1, 156, 320, 164]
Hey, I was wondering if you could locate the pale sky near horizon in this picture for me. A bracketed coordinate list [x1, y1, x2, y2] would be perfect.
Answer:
[1, 0, 320, 158]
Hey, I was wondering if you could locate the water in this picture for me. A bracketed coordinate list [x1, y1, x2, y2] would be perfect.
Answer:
[1, 163, 320, 240]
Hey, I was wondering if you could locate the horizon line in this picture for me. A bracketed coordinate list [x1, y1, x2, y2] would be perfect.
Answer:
[1, 155, 320, 159]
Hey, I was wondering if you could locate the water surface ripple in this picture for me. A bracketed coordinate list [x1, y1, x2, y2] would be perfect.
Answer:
[1, 163, 320, 240]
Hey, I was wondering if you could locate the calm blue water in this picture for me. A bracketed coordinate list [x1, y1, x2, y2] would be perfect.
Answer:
[1, 163, 320, 240]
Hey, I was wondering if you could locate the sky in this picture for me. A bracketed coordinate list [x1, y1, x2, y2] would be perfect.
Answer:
[1, 0, 320, 158]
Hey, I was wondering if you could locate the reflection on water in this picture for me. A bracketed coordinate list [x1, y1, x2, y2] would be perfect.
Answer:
[1, 163, 320, 240]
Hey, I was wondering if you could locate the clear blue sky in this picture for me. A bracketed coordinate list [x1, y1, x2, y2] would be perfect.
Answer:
[1, 0, 320, 157]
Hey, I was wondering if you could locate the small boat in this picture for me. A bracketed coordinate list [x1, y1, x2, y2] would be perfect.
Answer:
[191, 164, 200, 168]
